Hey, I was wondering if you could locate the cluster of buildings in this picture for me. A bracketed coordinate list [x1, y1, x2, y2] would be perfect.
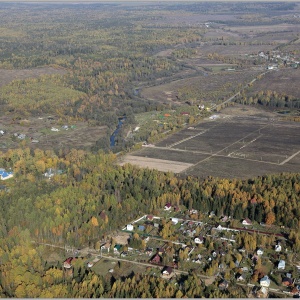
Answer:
[256, 50, 300, 69]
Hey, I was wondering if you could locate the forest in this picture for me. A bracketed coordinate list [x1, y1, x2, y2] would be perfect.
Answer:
[0, 1, 300, 298]
[0, 148, 300, 297]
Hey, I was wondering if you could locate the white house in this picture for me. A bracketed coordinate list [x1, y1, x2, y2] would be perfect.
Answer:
[171, 218, 179, 225]
[275, 244, 282, 252]
[215, 224, 223, 230]
[257, 248, 264, 256]
[126, 224, 133, 231]
[278, 260, 286, 270]
[260, 275, 271, 287]
[242, 218, 252, 226]
[194, 236, 204, 244]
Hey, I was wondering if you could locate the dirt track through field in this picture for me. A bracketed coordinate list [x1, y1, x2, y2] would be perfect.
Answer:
[119, 155, 193, 173]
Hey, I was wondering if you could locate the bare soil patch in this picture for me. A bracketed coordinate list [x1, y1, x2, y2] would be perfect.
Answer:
[111, 233, 130, 245]
[119, 155, 193, 173]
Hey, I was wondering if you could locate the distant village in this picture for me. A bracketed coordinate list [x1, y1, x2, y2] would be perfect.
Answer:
[250, 49, 300, 70]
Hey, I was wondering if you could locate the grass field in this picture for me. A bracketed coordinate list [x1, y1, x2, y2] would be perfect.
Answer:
[92, 258, 147, 278]
[121, 109, 300, 179]
[140, 70, 261, 105]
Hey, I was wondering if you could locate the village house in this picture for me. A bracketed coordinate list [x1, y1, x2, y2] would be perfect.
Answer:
[161, 266, 174, 279]
[157, 247, 165, 255]
[101, 242, 111, 252]
[171, 217, 179, 225]
[236, 273, 246, 282]
[255, 286, 269, 298]
[257, 248, 264, 256]
[260, 275, 271, 287]
[114, 244, 122, 254]
[282, 277, 294, 287]
[126, 224, 134, 231]
[150, 254, 162, 264]
[218, 279, 229, 290]
[121, 251, 128, 257]
[44, 168, 55, 179]
[209, 211, 215, 218]
[63, 257, 74, 269]
[145, 248, 153, 256]
[221, 215, 229, 222]
[194, 236, 204, 244]
[278, 260, 285, 270]
[147, 215, 154, 221]
[291, 285, 300, 296]
[138, 225, 145, 231]
[215, 224, 223, 230]
[0, 169, 13, 180]
[242, 218, 252, 226]
[164, 203, 172, 211]
[275, 244, 282, 252]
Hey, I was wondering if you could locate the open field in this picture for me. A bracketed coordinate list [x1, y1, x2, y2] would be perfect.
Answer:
[140, 70, 260, 104]
[247, 68, 300, 99]
[0, 67, 67, 88]
[120, 107, 300, 179]
[0, 115, 107, 151]
[119, 155, 193, 173]
[92, 258, 147, 278]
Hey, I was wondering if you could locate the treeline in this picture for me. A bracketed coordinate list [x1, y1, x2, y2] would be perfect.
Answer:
[0, 148, 299, 249]
[235, 90, 300, 109]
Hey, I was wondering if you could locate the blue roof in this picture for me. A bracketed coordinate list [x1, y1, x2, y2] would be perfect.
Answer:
[0, 169, 13, 179]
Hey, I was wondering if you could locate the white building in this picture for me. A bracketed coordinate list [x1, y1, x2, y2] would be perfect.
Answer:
[126, 224, 133, 231]
[260, 275, 271, 287]
[278, 260, 285, 270]
[275, 244, 282, 252]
